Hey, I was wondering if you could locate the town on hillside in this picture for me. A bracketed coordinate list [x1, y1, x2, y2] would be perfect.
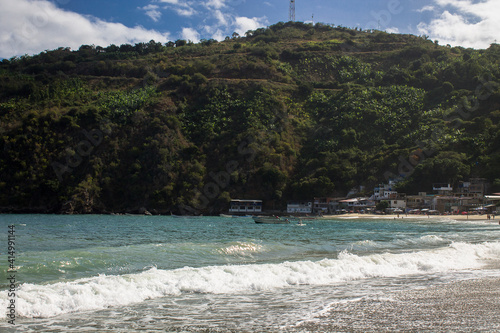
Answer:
[228, 178, 500, 216]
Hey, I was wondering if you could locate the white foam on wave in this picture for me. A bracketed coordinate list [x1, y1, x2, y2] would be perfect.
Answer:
[419, 235, 446, 243]
[348, 239, 382, 251]
[394, 234, 449, 248]
[2, 241, 499, 318]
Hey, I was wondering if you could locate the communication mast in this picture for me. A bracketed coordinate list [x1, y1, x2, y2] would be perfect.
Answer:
[289, 0, 295, 22]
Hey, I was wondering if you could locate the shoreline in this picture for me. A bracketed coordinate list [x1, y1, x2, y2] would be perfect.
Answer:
[296, 276, 500, 332]
[323, 213, 499, 222]
[0, 211, 498, 223]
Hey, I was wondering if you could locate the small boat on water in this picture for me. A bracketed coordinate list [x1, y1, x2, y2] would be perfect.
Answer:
[253, 216, 291, 224]
[220, 214, 252, 218]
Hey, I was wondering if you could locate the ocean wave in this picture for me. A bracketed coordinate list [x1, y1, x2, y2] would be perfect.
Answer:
[2, 241, 499, 318]
[346, 239, 382, 252]
[419, 235, 446, 243]
[392, 234, 449, 249]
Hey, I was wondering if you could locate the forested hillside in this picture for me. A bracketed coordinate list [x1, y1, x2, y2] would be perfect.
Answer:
[1, 22, 499, 214]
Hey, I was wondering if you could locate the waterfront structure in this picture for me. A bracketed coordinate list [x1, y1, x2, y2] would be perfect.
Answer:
[431, 196, 460, 213]
[372, 181, 398, 200]
[313, 197, 340, 214]
[406, 192, 432, 210]
[338, 198, 375, 212]
[229, 199, 263, 214]
[432, 183, 453, 195]
[287, 201, 312, 214]
[388, 194, 407, 210]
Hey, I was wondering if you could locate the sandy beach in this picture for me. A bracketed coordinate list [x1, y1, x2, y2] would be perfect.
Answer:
[295, 277, 500, 332]
[325, 213, 500, 222]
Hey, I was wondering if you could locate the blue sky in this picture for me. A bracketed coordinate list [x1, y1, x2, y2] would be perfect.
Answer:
[1, 0, 499, 58]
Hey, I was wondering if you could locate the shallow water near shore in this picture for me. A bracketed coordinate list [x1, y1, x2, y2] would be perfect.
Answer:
[1, 214, 499, 331]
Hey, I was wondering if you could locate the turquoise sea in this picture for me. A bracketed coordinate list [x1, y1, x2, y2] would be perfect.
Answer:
[1, 214, 500, 332]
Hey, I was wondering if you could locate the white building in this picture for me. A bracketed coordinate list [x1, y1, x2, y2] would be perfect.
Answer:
[372, 181, 398, 200]
[229, 199, 263, 213]
[372, 181, 406, 211]
[389, 198, 406, 209]
[338, 198, 375, 211]
[433, 183, 453, 195]
[287, 201, 312, 214]
[484, 194, 500, 214]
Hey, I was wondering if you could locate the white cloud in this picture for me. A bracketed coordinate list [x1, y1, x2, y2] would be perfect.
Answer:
[418, 0, 500, 48]
[418, 5, 435, 13]
[211, 29, 226, 41]
[214, 9, 229, 26]
[234, 16, 266, 36]
[181, 27, 200, 42]
[159, 0, 197, 17]
[386, 27, 400, 34]
[0, 0, 170, 58]
[141, 4, 162, 22]
[203, 24, 226, 41]
[151, 0, 266, 41]
[174, 7, 197, 17]
[205, 0, 227, 10]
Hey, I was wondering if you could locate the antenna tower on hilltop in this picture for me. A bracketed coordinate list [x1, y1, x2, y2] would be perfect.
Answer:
[289, 0, 295, 22]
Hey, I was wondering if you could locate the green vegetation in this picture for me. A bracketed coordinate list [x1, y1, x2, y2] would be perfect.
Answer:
[1, 22, 499, 214]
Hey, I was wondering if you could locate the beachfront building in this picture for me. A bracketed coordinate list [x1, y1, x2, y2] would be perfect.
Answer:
[338, 197, 375, 212]
[372, 181, 398, 200]
[429, 179, 492, 213]
[452, 179, 489, 212]
[371, 181, 406, 212]
[406, 192, 432, 210]
[431, 196, 460, 213]
[365, 178, 496, 214]
[389, 195, 407, 210]
[457, 178, 489, 197]
[313, 197, 341, 214]
[432, 183, 453, 195]
[287, 201, 312, 214]
[484, 193, 500, 214]
[229, 199, 263, 214]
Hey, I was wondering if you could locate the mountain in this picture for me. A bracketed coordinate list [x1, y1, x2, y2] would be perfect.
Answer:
[1, 21, 499, 214]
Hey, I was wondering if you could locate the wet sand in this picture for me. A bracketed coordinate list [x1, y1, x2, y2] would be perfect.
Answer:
[327, 213, 500, 222]
[295, 277, 500, 332]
